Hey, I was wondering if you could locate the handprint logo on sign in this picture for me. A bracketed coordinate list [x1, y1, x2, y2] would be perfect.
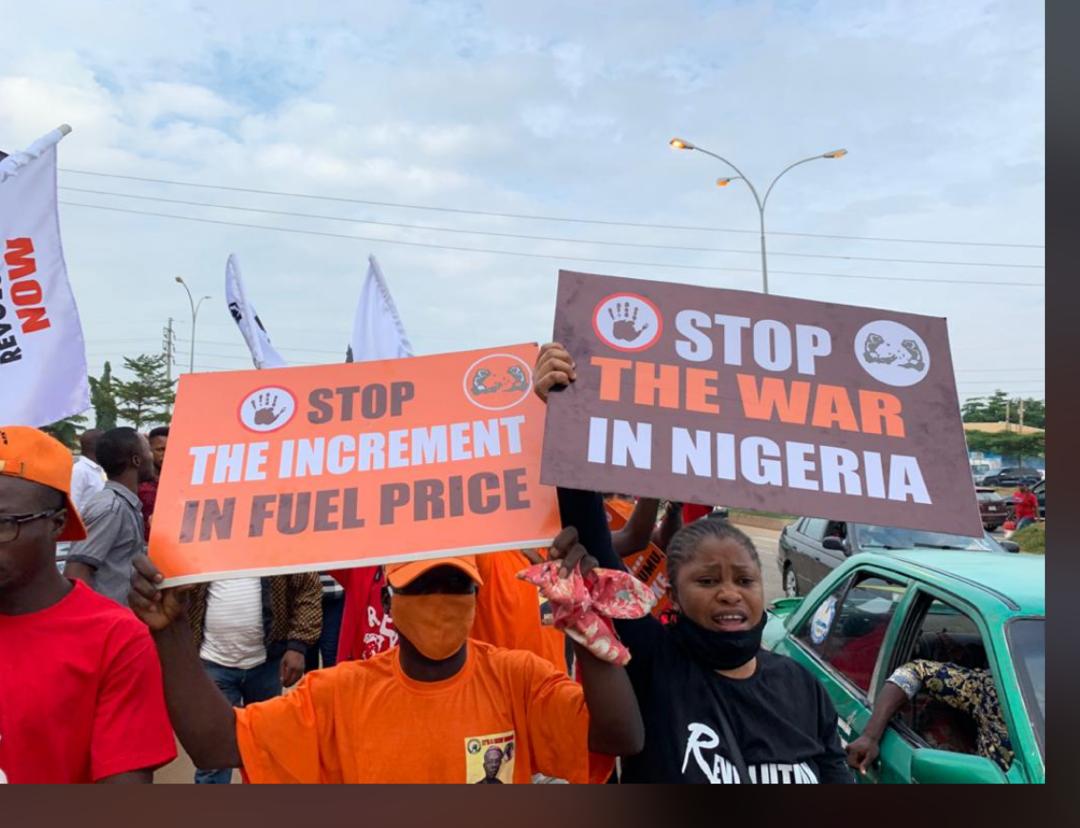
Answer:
[239, 386, 297, 433]
[592, 293, 662, 352]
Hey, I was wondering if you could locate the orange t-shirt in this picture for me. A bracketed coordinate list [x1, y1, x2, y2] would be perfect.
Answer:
[472, 551, 568, 672]
[235, 639, 606, 784]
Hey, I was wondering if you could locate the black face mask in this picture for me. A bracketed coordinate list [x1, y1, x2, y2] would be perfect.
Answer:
[670, 612, 766, 671]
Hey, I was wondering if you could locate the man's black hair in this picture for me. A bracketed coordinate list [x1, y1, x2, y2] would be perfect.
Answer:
[96, 427, 144, 477]
[148, 426, 170, 440]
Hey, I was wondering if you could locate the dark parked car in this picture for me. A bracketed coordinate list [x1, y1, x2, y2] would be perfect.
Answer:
[777, 518, 1019, 597]
[977, 487, 1010, 531]
[982, 467, 1042, 487]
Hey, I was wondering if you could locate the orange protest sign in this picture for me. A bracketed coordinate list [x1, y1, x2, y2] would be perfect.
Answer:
[149, 344, 560, 586]
[603, 498, 673, 618]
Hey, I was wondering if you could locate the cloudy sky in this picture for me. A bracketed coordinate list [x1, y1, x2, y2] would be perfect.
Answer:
[1, 0, 1044, 404]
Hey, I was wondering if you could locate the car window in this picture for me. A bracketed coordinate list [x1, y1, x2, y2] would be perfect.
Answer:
[853, 524, 994, 552]
[976, 492, 1002, 503]
[801, 518, 829, 541]
[892, 598, 997, 761]
[796, 573, 906, 694]
[1007, 618, 1044, 758]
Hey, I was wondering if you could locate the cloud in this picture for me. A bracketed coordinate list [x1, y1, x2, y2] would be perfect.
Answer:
[0, 0, 1043, 403]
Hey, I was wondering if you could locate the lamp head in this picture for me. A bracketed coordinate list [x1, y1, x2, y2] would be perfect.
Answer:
[669, 137, 695, 151]
[823, 148, 848, 158]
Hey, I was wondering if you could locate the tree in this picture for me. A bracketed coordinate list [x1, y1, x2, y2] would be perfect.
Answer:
[1019, 398, 1045, 430]
[965, 430, 1045, 466]
[961, 390, 1044, 429]
[42, 413, 89, 449]
[114, 354, 175, 430]
[88, 361, 119, 430]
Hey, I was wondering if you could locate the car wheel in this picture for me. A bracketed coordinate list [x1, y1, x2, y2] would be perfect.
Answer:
[783, 565, 799, 598]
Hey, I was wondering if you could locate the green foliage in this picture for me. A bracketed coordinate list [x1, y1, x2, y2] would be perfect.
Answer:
[88, 361, 119, 430]
[962, 390, 1044, 429]
[1010, 523, 1045, 554]
[42, 413, 90, 449]
[965, 430, 1045, 465]
[114, 354, 175, 430]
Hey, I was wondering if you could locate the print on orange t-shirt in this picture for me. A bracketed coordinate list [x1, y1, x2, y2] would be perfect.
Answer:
[471, 550, 567, 671]
[234, 640, 608, 783]
[604, 499, 673, 618]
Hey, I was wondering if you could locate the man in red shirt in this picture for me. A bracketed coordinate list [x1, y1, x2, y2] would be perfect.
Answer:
[0, 426, 176, 783]
[138, 426, 169, 539]
[1012, 484, 1039, 530]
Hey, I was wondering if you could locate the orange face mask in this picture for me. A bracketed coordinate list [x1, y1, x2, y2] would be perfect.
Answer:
[390, 592, 476, 660]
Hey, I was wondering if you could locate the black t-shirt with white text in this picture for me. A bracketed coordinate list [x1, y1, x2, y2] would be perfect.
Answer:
[557, 487, 853, 785]
[620, 619, 852, 784]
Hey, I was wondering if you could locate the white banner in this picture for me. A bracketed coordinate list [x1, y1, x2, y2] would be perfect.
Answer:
[350, 254, 413, 362]
[0, 126, 90, 426]
[225, 253, 286, 369]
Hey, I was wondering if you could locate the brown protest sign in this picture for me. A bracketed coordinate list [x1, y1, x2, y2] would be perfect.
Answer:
[540, 270, 983, 537]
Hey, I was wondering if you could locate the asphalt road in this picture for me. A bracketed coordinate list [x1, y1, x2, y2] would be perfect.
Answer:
[736, 524, 784, 605]
[155, 521, 784, 783]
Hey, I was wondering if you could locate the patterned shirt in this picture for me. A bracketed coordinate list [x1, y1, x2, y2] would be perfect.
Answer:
[887, 660, 1014, 771]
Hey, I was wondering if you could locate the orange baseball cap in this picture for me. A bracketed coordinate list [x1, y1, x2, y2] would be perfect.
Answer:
[0, 426, 87, 541]
[386, 555, 483, 588]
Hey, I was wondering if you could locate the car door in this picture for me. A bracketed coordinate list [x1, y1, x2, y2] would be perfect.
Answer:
[772, 567, 912, 783]
[870, 587, 1015, 783]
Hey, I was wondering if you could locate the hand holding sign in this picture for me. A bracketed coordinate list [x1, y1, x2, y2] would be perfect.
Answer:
[128, 554, 192, 632]
[533, 342, 576, 403]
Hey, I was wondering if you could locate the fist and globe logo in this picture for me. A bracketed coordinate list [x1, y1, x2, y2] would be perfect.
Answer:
[464, 353, 534, 411]
[239, 386, 297, 432]
[592, 293, 663, 352]
[854, 320, 931, 387]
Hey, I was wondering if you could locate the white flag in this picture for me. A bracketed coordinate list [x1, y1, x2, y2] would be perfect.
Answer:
[0, 125, 90, 426]
[350, 255, 412, 362]
[225, 254, 287, 369]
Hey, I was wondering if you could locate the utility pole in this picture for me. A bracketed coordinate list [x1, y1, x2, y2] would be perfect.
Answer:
[162, 317, 176, 413]
[1018, 398, 1025, 467]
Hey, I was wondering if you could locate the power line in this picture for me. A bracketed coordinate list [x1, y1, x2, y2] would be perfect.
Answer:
[58, 201, 1046, 289]
[953, 367, 1044, 373]
[58, 186, 1042, 270]
[58, 167, 1045, 250]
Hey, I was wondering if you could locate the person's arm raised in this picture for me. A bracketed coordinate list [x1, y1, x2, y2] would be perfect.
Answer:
[128, 555, 241, 770]
[550, 529, 644, 757]
[612, 498, 661, 559]
[652, 500, 683, 552]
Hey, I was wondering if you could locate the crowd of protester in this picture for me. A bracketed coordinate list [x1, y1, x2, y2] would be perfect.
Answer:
[0, 343, 1017, 783]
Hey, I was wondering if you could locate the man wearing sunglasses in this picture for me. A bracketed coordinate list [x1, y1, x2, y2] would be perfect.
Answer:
[0, 427, 176, 783]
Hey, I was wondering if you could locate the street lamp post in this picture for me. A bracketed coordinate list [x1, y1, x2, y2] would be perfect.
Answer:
[669, 138, 847, 295]
[175, 276, 211, 374]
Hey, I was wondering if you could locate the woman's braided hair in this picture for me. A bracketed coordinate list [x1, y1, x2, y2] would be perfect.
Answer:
[665, 516, 761, 601]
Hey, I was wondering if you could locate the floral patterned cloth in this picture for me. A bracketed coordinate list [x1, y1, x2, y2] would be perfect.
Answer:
[887, 659, 1014, 771]
[517, 562, 655, 666]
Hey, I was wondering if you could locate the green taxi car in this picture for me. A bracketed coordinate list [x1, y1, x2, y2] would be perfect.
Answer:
[762, 550, 1044, 784]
